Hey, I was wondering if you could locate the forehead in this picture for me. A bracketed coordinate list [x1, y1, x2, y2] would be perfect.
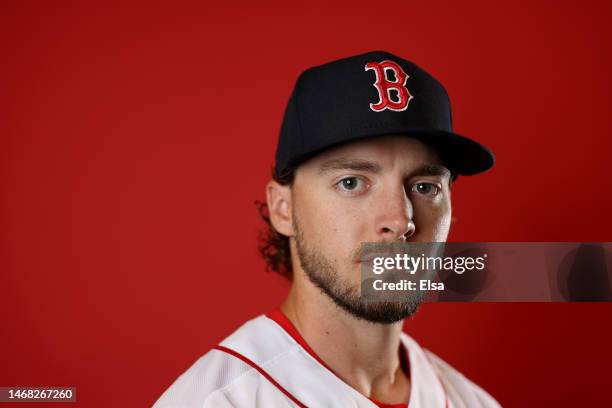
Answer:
[298, 135, 445, 174]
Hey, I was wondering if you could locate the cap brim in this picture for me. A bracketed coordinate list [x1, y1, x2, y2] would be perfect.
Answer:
[280, 128, 494, 177]
[400, 129, 495, 176]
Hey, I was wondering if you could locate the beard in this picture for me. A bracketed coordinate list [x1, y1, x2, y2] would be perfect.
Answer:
[293, 217, 424, 324]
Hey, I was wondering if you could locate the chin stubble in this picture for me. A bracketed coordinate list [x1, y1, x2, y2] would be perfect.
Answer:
[292, 217, 423, 324]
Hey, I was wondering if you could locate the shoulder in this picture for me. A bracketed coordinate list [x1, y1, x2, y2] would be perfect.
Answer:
[400, 333, 502, 408]
[152, 347, 249, 408]
[152, 315, 297, 408]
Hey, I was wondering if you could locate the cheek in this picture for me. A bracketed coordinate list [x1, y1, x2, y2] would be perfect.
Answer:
[296, 190, 366, 257]
[413, 198, 452, 241]
[434, 209, 452, 241]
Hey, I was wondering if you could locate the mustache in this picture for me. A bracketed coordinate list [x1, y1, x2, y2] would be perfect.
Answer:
[352, 241, 413, 262]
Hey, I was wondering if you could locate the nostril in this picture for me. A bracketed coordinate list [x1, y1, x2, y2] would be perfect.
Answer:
[404, 222, 416, 239]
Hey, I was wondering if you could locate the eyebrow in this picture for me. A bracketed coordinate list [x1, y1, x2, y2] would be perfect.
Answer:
[407, 164, 451, 179]
[318, 158, 451, 179]
[318, 158, 383, 174]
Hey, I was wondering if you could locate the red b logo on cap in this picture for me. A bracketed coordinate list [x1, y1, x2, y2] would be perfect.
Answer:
[365, 60, 413, 112]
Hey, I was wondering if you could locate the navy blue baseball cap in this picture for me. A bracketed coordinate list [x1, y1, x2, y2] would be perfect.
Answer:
[274, 51, 494, 177]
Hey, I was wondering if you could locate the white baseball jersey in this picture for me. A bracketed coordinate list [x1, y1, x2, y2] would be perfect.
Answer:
[154, 310, 501, 408]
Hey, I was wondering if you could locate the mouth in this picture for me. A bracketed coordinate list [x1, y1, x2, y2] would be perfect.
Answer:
[356, 241, 415, 262]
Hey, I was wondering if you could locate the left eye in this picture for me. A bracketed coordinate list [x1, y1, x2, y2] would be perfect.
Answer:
[411, 182, 440, 196]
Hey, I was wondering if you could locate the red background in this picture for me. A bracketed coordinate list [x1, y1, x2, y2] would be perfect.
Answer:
[2, 1, 611, 407]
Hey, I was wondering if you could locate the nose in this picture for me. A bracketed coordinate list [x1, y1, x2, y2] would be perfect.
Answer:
[375, 186, 416, 241]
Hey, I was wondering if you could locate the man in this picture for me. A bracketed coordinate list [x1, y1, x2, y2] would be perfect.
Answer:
[154, 51, 500, 407]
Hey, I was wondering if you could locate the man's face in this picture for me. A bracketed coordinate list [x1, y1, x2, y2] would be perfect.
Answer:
[290, 135, 452, 323]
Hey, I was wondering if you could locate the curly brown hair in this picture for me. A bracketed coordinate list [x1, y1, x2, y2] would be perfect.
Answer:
[256, 167, 296, 279]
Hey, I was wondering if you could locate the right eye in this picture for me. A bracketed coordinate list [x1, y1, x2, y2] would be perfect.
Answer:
[340, 177, 360, 190]
[334, 176, 369, 195]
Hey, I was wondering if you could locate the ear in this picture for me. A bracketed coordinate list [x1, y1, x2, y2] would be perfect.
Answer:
[266, 180, 295, 237]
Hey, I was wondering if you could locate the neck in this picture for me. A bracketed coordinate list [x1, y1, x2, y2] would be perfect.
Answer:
[281, 270, 409, 402]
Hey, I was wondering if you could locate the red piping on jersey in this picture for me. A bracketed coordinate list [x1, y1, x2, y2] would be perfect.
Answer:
[213, 345, 308, 408]
[266, 308, 413, 408]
